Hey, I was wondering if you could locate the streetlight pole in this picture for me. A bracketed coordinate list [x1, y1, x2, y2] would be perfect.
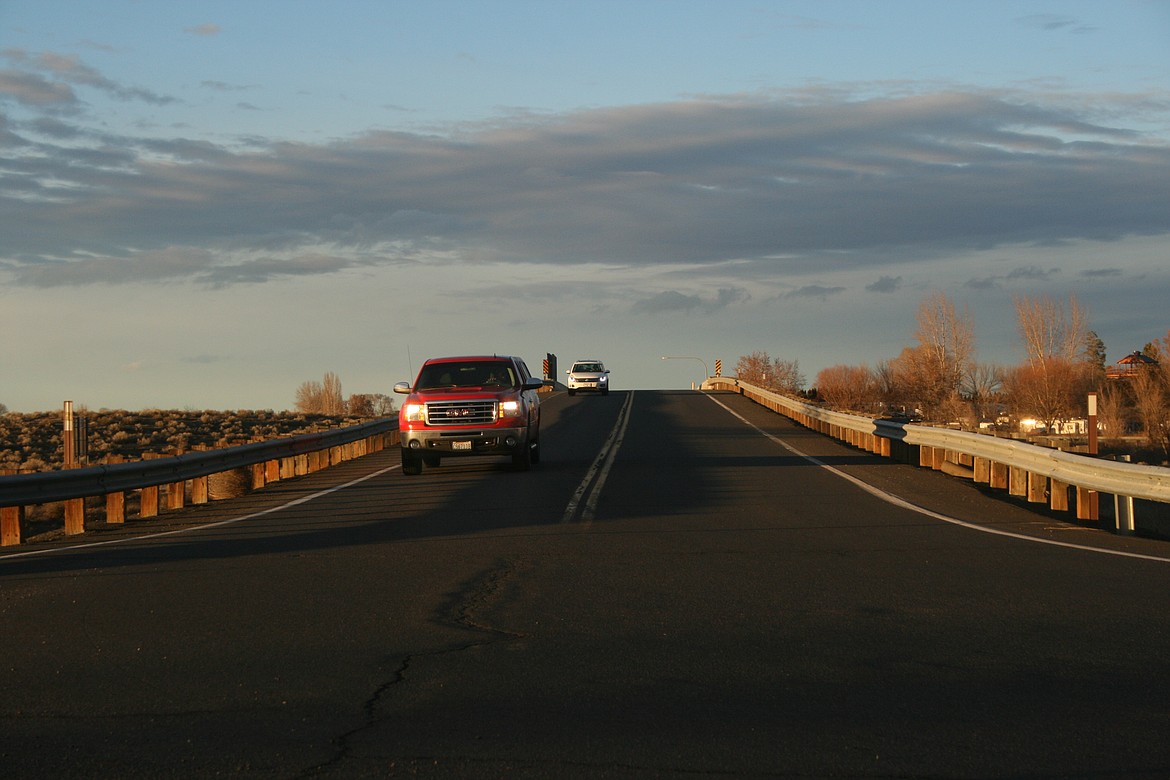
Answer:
[661, 356, 710, 389]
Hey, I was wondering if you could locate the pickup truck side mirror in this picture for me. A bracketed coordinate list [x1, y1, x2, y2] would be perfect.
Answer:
[393, 381, 412, 394]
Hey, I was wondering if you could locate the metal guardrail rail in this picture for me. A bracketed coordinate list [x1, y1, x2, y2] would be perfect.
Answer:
[0, 419, 398, 545]
[705, 377, 1170, 528]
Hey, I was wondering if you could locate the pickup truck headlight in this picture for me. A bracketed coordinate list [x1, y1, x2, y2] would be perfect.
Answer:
[499, 399, 520, 416]
[404, 403, 425, 422]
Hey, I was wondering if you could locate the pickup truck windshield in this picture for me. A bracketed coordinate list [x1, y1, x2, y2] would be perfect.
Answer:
[416, 362, 518, 389]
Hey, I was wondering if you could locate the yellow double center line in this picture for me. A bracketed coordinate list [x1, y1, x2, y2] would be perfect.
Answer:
[561, 391, 635, 524]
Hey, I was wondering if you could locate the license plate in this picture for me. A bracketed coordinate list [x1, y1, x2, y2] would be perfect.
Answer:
[452, 440, 472, 451]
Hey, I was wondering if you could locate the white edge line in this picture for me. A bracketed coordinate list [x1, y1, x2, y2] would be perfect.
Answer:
[705, 393, 1170, 564]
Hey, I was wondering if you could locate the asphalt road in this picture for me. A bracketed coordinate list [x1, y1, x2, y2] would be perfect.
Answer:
[3, 389, 1170, 778]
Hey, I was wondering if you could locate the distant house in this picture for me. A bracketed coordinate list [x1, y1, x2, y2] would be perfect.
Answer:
[1017, 417, 1089, 435]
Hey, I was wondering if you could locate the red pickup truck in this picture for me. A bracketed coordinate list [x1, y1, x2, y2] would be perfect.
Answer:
[393, 355, 545, 475]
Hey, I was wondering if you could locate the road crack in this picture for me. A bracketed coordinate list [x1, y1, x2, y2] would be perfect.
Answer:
[300, 559, 527, 777]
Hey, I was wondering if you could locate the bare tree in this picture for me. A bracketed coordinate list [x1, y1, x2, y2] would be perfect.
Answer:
[872, 359, 898, 408]
[1015, 294, 1088, 365]
[1083, 330, 1108, 384]
[960, 362, 1005, 430]
[769, 358, 806, 394]
[1003, 358, 1086, 434]
[1009, 294, 1094, 432]
[735, 351, 772, 387]
[1095, 381, 1130, 443]
[370, 394, 395, 416]
[898, 292, 975, 421]
[1131, 330, 1170, 458]
[814, 365, 878, 412]
[294, 380, 325, 414]
[347, 394, 375, 417]
[735, 352, 804, 394]
[321, 372, 344, 415]
[294, 372, 345, 414]
[346, 393, 394, 417]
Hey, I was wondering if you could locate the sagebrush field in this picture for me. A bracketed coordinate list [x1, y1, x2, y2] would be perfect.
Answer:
[0, 409, 380, 472]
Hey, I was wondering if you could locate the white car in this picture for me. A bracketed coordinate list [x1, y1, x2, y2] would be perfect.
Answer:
[566, 360, 610, 396]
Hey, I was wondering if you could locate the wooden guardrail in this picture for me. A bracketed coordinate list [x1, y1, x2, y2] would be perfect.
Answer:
[0, 419, 398, 546]
[705, 377, 1170, 533]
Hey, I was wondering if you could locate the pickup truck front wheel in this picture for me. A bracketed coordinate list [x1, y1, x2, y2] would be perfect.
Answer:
[401, 449, 423, 476]
[512, 445, 531, 471]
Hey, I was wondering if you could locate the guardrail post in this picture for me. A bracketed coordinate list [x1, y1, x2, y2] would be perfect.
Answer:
[140, 484, 160, 517]
[64, 497, 85, 535]
[0, 504, 21, 546]
[166, 472, 186, 511]
[191, 473, 209, 505]
[989, 461, 1008, 490]
[187, 448, 209, 505]
[61, 456, 86, 535]
[1114, 455, 1136, 533]
[139, 454, 161, 517]
[1115, 493, 1136, 534]
[973, 457, 990, 484]
[265, 458, 280, 484]
[104, 455, 126, 523]
[1049, 479, 1071, 512]
[1, 469, 21, 546]
[1009, 466, 1028, 497]
[1027, 471, 1047, 504]
[1075, 487, 1096, 521]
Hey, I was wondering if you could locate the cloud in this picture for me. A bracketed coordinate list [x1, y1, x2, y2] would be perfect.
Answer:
[1, 71, 1169, 293]
[714, 287, 750, 307]
[0, 67, 76, 107]
[185, 24, 222, 37]
[965, 265, 1062, 290]
[783, 285, 846, 300]
[201, 80, 252, 92]
[866, 275, 903, 293]
[2, 49, 175, 106]
[7, 247, 219, 287]
[632, 290, 702, 314]
[1015, 14, 1096, 34]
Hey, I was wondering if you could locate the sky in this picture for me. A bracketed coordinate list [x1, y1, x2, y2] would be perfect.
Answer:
[1, 0, 1168, 412]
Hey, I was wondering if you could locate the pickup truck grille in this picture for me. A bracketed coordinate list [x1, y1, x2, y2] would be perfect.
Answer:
[425, 399, 497, 426]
